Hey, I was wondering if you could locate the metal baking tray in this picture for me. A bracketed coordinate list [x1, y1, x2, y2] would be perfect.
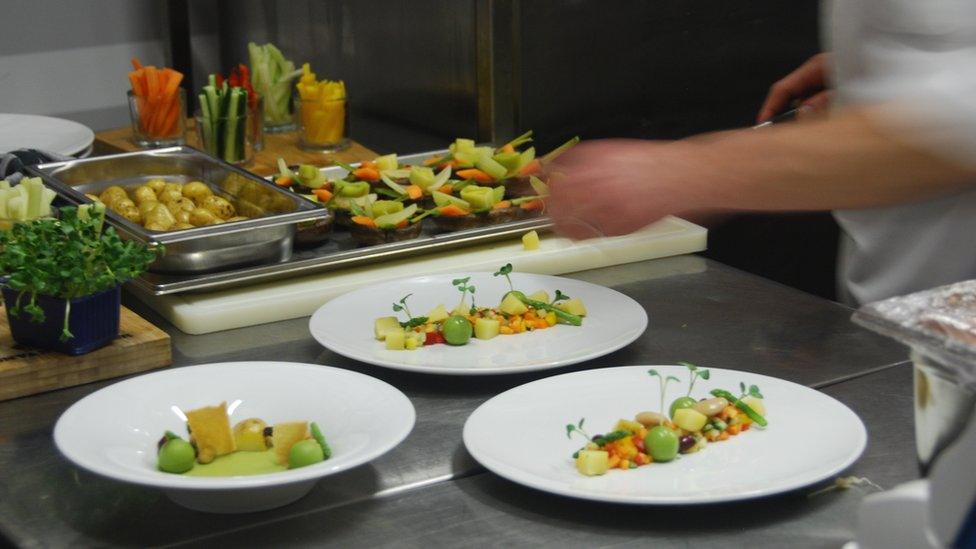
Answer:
[28, 147, 330, 274]
[125, 149, 552, 295]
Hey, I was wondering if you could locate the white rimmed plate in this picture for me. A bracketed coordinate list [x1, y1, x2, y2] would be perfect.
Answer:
[54, 361, 415, 513]
[309, 272, 648, 375]
[463, 365, 867, 504]
[0, 114, 94, 156]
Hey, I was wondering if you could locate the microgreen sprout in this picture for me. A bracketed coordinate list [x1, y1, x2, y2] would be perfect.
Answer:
[648, 369, 680, 415]
[565, 417, 590, 442]
[493, 263, 514, 293]
[392, 294, 428, 328]
[739, 382, 763, 400]
[679, 361, 710, 397]
[551, 290, 570, 305]
[452, 277, 476, 313]
[0, 206, 160, 341]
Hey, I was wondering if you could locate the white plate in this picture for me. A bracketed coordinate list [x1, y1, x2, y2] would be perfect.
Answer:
[463, 365, 867, 504]
[54, 361, 415, 513]
[309, 272, 648, 375]
[0, 113, 95, 156]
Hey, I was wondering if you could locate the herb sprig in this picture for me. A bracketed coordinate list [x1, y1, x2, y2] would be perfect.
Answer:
[493, 263, 514, 293]
[392, 293, 428, 329]
[452, 277, 476, 314]
[0, 206, 161, 340]
[680, 361, 710, 396]
[648, 369, 680, 416]
[551, 290, 570, 305]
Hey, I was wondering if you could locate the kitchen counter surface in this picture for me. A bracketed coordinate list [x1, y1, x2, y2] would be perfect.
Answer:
[0, 255, 914, 547]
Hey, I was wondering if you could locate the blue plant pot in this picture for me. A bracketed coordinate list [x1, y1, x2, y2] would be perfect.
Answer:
[2, 286, 121, 356]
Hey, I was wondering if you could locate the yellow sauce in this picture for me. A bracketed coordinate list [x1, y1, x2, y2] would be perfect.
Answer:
[184, 448, 286, 477]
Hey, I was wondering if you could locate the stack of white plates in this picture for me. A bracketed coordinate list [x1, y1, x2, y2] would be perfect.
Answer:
[0, 114, 95, 158]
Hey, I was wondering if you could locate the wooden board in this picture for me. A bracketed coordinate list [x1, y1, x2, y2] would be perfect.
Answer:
[94, 121, 378, 177]
[0, 305, 172, 401]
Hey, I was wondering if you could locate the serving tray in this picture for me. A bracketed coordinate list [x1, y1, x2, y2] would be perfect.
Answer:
[129, 150, 552, 295]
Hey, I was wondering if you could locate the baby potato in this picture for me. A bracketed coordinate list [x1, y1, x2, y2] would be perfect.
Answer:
[144, 221, 169, 232]
[145, 179, 167, 194]
[174, 209, 191, 224]
[163, 182, 183, 194]
[225, 216, 249, 222]
[158, 188, 183, 203]
[145, 203, 176, 230]
[112, 198, 136, 212]
[118, 206, 142, 224]
[173, 222, 195, 230]
[99, 186, 128, 207]
[164, 197, 195, 216]
[188, 208, 217, 226]
[85, 193, 102, 203]
[182, 181, 213, 202]
[132, 185, 157, 205]
[207, 217, 226, 225]
[200, 195, 236, 219]
[138, 200, 159, 217]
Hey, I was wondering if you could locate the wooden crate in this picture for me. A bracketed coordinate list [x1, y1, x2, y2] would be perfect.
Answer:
[0, 305, 171, 401]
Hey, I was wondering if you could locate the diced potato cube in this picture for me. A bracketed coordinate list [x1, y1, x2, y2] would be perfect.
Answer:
[741, 396, 765, 416]
[375, 316, 401, 340]
[385, 330, 406, 350]
[499, 293, 528, 315]
[556, 298, 587, 317]
[527, 290, 549, 303]
[427, 304, 449, 323]
[475, 318, 500, 340]
[614, 419, 644, 434]
[405, 336, 419, 350]
[576, 450, 610, 476]
[522, 230, 540, 251]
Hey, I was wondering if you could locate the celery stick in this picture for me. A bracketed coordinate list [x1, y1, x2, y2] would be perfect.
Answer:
[541, 136, 580, 164]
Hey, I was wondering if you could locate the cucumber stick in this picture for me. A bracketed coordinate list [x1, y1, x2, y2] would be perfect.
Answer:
[199, 76, 249, 163]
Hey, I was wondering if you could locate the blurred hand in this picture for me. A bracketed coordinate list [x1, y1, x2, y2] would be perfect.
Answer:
[545, 139, 710, 240]
[757, 53, 833, 123]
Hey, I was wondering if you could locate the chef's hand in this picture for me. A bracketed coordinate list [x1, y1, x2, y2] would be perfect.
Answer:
[545, 139, 709, 240]
[757, 53, 833, 123]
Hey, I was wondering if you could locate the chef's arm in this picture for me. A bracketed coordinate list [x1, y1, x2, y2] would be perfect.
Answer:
[689, 106, 976, 212]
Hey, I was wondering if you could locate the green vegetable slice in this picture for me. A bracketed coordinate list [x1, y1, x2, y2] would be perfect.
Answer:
[310, 422, 332, 459]
[709, 389, 768, 427]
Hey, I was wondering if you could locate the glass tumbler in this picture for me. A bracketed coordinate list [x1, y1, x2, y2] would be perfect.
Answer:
[195, 110, 254, 166]
[127, 88, 187, 148]
[297, 94, 350, 152]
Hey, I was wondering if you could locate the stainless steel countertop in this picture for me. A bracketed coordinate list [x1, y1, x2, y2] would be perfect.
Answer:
[0, 256, 913, 547]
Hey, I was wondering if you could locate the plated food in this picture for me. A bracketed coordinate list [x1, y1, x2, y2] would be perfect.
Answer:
[53, 361, 415, 512]
[373, 264, 587, 350]
[463, 365, 866, 504]
[310, 271, 646, 375]
[156, 401, 332, 477]
[568, 363, 767, 476]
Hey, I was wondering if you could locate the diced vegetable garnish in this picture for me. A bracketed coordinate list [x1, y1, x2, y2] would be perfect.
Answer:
[522, 230, 540, 251]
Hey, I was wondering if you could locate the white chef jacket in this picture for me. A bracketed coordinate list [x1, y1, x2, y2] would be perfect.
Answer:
[826, 0, 976, 305]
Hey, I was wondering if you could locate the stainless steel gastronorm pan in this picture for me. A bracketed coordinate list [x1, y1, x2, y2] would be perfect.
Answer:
[119, 149, 553, 295]
[28, 147, 330, 274]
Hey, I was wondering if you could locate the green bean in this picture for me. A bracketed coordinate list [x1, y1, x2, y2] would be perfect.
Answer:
[510, 291, 582, 326]
[709, 389, 768, 427]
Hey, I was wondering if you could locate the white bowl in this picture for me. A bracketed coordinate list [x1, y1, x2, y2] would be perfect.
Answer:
[53, 361, 415, 513]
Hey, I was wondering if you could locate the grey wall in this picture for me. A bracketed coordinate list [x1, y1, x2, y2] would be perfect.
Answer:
[0, 0, 220, 132]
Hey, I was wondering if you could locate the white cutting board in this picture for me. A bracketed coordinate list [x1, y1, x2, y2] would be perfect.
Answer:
[132, 216, 706, 334]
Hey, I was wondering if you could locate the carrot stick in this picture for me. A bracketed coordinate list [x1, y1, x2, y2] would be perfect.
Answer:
[352, 167, 381, 182]
[456, 169, 493, 183]
[519, 159, 541, 176]
[131, 57, 143, 71]
[351, 215, 377, 228]
[438, 205, 471, 217]
[406, 185, 423, 200]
